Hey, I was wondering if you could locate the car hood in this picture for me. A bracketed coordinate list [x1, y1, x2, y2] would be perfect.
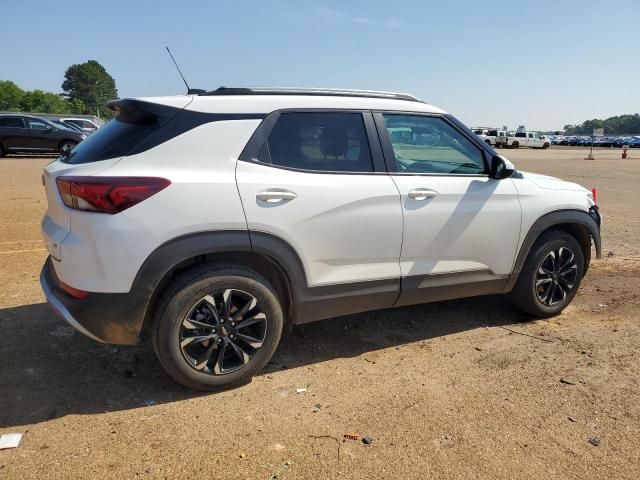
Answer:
[519, 171, 589, 192]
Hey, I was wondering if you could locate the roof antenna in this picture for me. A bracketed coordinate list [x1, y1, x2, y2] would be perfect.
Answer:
[165, 46, 205, 95]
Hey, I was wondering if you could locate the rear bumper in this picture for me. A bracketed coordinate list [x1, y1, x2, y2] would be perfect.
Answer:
[40, 257, 147, 345]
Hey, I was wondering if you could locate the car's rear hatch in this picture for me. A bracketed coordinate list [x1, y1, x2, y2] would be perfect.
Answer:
[41, 95, 193, 260]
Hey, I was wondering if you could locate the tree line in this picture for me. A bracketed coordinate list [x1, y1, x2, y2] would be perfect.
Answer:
[564, 114, 640, 135]
[0, 60, 117, 118]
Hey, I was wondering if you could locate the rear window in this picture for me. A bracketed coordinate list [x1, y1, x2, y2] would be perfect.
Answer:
[515, 132, 526, 138]
[62, 116, 158, 164]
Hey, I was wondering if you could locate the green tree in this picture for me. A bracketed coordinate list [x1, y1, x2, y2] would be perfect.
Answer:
[0, 80, 25, 111]
[19, 90, 72, 114]
[62, 60, 118, 118]
[564, 114, 640, 135]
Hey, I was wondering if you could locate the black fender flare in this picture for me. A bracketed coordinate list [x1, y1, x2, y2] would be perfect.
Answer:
[503, 209, 602, 292]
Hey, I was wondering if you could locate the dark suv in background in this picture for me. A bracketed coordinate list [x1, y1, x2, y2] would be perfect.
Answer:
[0, 114, 87, 156]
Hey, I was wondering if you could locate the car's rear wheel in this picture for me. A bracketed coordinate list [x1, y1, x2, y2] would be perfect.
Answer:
[152, 265, 284, 391]
[543, 142, 550, 149]
[58, 140, 77, 155]
[511, 141, 519, 148]
[511, 231, 585, 318]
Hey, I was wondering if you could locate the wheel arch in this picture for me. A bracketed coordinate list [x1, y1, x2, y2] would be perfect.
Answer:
[503, 209, 602, 292]
[137, 231, 307, 337]
[58, 138, 78, 150]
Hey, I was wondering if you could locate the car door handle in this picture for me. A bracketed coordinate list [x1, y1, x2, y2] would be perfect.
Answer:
[256, 189, 297, 203]
[408, 188, 438, 200]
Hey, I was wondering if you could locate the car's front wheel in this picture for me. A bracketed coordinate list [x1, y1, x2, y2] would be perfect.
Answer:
[153, 265, 284, 391]
[511, 231, 585, 318]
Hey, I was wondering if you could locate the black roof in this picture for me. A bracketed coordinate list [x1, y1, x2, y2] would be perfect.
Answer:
[197, 86, 423, 103]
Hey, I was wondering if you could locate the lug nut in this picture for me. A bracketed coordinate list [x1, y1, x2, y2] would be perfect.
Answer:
[220, 319, 225, 324]
[217, 338, 222, 343]
[230, 322, 236, 327]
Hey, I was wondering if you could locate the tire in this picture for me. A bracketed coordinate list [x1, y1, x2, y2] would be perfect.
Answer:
[485, 139, 491, 146]
[58, 140, 77, 155]
[511, 141, 519, 148]
[152, 264, 284, 391]
[0, 143, 4, 157]
[543, 142, 550, 149]
[511, 230, 585, 318]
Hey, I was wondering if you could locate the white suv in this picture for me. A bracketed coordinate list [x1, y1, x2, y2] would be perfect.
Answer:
[40, 87, 602, 391]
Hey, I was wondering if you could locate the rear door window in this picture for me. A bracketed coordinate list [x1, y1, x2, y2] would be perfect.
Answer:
[0, 117, 25, 128]
[258, 112, 373, 172]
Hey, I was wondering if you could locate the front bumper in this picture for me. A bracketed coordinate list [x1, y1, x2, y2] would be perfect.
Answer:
[589, 206, 602, 258]
[40, 257, 147, 345]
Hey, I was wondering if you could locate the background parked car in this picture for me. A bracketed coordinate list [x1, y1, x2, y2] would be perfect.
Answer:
[60, 117, 100, 132]
[0, 114, 87, 156]
[49, 119, 85, 132]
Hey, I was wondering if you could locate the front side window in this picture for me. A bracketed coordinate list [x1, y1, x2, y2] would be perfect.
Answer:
[28, 119, 50, 130]
[382, 114, 486, 175]
[259, 112, 373, 172]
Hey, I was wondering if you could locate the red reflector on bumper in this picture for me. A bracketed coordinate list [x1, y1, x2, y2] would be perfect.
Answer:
[60, 281, 89, 299]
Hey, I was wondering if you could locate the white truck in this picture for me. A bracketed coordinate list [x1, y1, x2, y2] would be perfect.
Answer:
[474, 128, 513, 148]
[510, 131, 550, 149]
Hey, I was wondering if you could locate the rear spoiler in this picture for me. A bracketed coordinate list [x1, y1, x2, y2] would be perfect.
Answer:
[106, 99, 182, 125]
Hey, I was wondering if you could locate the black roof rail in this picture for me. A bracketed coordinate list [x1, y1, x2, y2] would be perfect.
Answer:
[198, 86, 424, 103]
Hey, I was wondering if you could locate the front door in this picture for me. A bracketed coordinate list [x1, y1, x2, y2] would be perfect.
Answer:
[25, 118, 56, 150]
[374, 112, 522, 306]
[236, 111, 403, 297]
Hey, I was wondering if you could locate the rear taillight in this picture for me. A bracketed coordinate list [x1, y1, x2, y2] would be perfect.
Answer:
[56, 176, 171, 214]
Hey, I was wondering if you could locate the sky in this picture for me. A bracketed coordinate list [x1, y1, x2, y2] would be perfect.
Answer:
[2, 0, 639, 130]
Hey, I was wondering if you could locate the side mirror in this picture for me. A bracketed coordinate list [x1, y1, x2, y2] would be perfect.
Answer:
[490, 155, 515, 180]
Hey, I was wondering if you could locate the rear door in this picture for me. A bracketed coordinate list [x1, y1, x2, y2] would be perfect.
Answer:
[236, 110, 403, 296]
[374, 112, 521, 305]
[0, 116, 30, 149]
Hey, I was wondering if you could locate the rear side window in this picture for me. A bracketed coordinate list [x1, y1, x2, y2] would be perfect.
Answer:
[258, 112, 373, 172]
[515, 132, 526, 138]
[63, 116, 158, 164]
[0, 117, 24, 128]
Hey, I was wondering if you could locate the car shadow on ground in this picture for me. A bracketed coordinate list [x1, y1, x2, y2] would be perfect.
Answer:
[0, 296, 526, 428]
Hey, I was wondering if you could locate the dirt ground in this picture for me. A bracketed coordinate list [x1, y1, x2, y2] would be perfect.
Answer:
[0, 147, 639, 479]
